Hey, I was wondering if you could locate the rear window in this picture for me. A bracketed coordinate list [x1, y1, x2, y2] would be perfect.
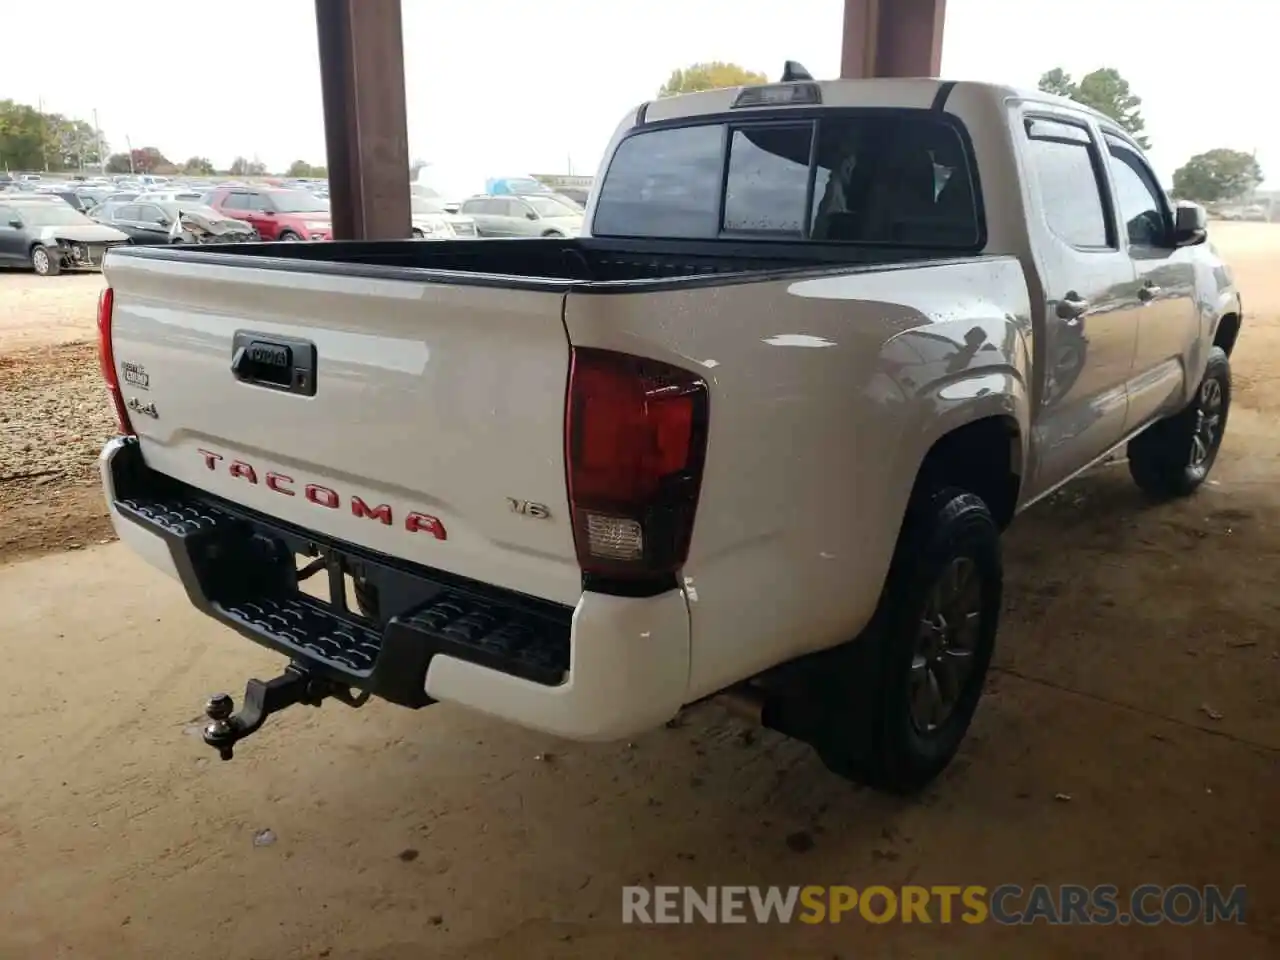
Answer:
[593, 112, 981, 248]
[592, 124, 723, 239]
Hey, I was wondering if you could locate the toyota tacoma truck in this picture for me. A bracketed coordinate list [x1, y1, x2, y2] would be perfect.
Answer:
[97, 73, 1241, 792]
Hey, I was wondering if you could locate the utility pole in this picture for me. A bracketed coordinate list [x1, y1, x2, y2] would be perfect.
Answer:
[125, 135, 135, 174]
[94, 108, 105, 175]
[37, 96, 48, 172]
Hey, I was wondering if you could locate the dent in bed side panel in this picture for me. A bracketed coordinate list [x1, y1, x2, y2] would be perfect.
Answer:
[564, 257, 1031, 699]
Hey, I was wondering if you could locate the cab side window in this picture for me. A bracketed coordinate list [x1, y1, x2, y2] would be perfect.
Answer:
[1104, 135, 1170, 248]
[1023, 116, 1113, 250]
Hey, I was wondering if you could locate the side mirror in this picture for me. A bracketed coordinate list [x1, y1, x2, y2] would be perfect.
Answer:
[525, 210, 538, 220]
[1173, 202, 1208, 247]
[7, 218, 21, 228]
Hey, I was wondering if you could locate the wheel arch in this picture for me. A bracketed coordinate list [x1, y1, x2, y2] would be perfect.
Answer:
[911, 414, 1024, 530]
[1213, 310, 1242, 357]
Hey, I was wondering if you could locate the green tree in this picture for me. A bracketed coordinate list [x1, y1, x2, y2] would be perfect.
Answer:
[183, 156, 215, 175]
[286, 159, 327, 178]
[1037, 67, 1075, 99]
[1172, 149, 1263, 203]
[0, 99, 51, 170]
[658, 62, 768, 98]
[229, 155, 268, 177]
[105, 151, 132, 174]
[1037, 67, 1150, 149]
[44, 116, 104, 170]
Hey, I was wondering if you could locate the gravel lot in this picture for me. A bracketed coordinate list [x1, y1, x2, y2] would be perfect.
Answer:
[0, 271, 116, 560]
[0, 232, 1277, 958]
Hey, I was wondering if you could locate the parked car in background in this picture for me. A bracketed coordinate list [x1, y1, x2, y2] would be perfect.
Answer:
[555, 186, 590, 207]
[47, 189, 98, 213]
[410, 187, 477, 237]
[0, 195, 127, 274]
[91, 200, 257, 245]
[409, 197, 459, 240]
[135, 190, 206, 204]
[458, 194, 583, 237]
[206, 186, 332, 241]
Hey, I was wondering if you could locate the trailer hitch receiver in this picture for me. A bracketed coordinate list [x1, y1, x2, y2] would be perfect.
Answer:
[202, 664, 367, 760]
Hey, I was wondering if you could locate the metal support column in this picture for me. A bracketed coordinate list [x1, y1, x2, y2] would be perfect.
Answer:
[314, 0, 411, 240]
[841, 0, 947, 79]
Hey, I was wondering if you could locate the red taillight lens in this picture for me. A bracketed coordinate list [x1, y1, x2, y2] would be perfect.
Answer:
[97, 287, 134, 436]
[566, 348, 708, 584]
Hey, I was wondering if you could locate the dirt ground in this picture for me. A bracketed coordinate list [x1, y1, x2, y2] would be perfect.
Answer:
[0, 231, 1277, 958]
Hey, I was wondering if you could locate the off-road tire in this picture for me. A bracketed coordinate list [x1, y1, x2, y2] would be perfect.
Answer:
[815, 487, 1002, 793]
[1128, 347, 1230, 499]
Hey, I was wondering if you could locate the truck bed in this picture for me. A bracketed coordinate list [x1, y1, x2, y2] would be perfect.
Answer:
[108, 236, 961, 287]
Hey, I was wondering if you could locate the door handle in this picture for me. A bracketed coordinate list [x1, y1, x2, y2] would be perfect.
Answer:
[1138, 283, 1161, 303]
[1056, 293, 1089, 320]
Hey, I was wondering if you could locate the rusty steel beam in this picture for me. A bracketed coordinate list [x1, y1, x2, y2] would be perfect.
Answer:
[314, 0, 411, 240]
[841, 0, 947, 79]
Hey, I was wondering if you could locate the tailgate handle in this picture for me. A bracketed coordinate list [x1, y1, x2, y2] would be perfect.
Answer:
[231, 332, 318, 397]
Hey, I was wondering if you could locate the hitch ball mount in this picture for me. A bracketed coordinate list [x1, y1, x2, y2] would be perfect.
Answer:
[202, 663, 369, 760]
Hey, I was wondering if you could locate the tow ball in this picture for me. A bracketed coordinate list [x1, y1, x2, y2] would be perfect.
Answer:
[202, 664, 369, 760]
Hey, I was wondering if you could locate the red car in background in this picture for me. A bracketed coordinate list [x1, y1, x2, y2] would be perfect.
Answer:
[205, 186, 332, 241]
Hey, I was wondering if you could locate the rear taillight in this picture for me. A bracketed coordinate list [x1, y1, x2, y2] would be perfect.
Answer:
[97, 287, 134, 436]
[566, 347, 709, 588]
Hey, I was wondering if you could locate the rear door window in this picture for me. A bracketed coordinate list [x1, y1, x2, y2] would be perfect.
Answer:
[137, 204, 166, 224]
[1023, 117, 1112, 249]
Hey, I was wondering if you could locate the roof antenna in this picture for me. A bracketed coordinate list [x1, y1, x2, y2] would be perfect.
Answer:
[781, 61, 814, 82]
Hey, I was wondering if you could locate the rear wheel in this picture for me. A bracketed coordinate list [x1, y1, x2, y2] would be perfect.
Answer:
[814, 487, 1002, 792]
[411, 228, 424, 239]
[1128, 347, 1230, 498]
[31, 245, 59, 276]
[278, 230, 301, 242]
[542, 230, 564, 238]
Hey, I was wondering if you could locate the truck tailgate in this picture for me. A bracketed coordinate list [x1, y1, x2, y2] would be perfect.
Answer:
[104, 254, 582, 606]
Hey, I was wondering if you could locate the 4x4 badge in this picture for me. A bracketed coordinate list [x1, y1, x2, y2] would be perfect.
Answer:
[127, 397, 159, 419]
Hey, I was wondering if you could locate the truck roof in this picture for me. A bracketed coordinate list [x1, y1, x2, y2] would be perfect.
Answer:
[640, 77, 1109, 127]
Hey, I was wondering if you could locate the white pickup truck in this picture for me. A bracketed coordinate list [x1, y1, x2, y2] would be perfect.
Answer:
[97, 75, 1241, 792]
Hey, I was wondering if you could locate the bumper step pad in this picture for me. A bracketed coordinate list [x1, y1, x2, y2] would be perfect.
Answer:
[114, 486, 572, 701]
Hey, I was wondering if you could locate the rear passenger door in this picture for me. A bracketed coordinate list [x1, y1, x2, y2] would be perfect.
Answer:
[459, 199, 495, 236]
[486, 199, 517, 236]
[1101, 132, 1200, 430]
[133, 203, 173, 244]
[1019, 113, 1142, 499]
[109, 204, 148, 243]
[509, 198, 540, 236]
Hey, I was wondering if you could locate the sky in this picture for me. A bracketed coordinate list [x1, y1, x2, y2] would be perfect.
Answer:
[2, 0, 1270, 189]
